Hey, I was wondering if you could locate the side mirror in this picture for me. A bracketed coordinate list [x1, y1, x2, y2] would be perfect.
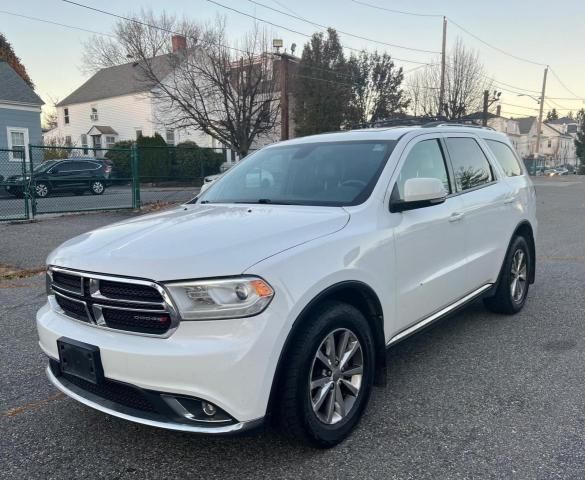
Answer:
[390, 177, 447, 213]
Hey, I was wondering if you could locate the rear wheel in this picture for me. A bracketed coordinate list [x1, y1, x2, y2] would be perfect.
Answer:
[484, 236, 531, 314]
[90, 180, 105, 195]
[278, 301, 376, 448]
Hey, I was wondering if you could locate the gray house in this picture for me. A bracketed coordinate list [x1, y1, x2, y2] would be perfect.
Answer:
[0, 61, 43, 179]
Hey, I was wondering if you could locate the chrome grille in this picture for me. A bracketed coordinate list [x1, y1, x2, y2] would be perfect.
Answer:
[47, 267, 178, 337]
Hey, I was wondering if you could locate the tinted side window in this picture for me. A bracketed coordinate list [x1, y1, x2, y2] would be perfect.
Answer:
[485, 140, 523, 177]
[445, 138, 493, 191]
[395, 139, 450, 199]
[53, 162, 73, 172]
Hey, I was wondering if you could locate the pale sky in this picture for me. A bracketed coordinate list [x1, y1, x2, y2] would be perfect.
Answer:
[2, 0, 585, 117]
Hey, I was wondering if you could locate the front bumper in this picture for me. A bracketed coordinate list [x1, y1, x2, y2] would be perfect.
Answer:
[46, 363, 263, 434]
[37, 300, 284, 428]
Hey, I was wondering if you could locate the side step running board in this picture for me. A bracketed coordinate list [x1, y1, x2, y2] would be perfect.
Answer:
[386, 284, 492, 347]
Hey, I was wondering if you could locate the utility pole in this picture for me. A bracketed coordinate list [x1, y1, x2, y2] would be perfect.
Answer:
[482, 90, 489, 126]
[482, 90, 501, 126]
[535, 66, 548, 160]
[438, 16, 447, 117]
[280, 53, 290, 141]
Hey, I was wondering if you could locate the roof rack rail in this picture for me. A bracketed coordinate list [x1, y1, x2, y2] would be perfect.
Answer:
[421, 121, 495, 130]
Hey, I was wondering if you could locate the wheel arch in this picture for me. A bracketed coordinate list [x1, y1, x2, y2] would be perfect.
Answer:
[512, 220, 536, 284]
[267, 281, 387, 420]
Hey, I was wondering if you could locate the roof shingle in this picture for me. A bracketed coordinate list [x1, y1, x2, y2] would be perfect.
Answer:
[0, 61, 44, 105]
[56, 55, 175, 107]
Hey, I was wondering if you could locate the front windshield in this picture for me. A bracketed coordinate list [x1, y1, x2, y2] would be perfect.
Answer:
[197, 140, 396, 206]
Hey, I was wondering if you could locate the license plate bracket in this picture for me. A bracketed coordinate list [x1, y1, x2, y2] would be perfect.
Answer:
[57, 337, 104, 385]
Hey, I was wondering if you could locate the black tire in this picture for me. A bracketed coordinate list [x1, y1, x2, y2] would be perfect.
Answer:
[90, 180, 105, 195]
[34, 182, 50, 198]
[277, 301, 376, 448]
[9, 189, 24, 198]
[484, 236, 531, 315]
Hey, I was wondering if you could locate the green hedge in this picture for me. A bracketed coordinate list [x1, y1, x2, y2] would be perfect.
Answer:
[105, 137, 225, 182]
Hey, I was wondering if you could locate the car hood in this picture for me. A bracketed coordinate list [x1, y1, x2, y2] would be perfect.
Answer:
[48, 204, 350, 280]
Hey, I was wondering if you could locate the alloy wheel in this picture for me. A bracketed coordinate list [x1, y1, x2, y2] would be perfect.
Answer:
[309, 328, 364, 425]
[510, 249, 527, 303]
[35, 184, 48, 197]
[92, 181, 104, 194]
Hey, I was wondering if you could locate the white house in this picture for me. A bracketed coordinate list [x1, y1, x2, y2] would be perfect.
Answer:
[43, 48, 216, 152]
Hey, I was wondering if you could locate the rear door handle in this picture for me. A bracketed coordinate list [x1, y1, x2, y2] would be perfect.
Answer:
[449, 212, 465, 222]
[504, 196, 515, 205]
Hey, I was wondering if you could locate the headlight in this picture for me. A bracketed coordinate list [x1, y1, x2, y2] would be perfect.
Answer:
[165, 276, 274, 320]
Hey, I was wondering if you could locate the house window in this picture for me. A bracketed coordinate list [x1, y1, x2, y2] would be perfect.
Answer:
[135, 129, 143, 139]
[81, 134, 89, 154]
[165, 129, 175, 145]
[7, 127, 28, 161]
[64, 108, 70, 125]
[547, 139, 552, 148]
[90, 106, 98, 121]
[65, 135, 72, 147]
[105, 136, 116, 148]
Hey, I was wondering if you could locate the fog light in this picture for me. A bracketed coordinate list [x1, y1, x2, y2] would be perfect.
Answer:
[202, 401, 217, 416]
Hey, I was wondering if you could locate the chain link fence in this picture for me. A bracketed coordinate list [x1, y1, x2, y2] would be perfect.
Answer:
[0, 148, 30, 221]
[0, 144, 230, 221]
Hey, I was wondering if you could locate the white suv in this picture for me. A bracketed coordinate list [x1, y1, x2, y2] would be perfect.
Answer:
[37, 125, 536, 447]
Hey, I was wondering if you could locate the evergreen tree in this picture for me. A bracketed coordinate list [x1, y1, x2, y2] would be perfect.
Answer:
[546, 108, 559, 121]
[575, 109, 585, 172]
[346, 50, 409, 126]
[294, 29, 351, 136]
[0, 33, 34, 88]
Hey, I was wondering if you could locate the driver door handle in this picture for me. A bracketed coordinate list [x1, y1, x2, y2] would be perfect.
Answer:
[449, 212, 465, 222]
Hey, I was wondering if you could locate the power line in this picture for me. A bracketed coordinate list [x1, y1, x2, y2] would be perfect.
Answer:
[0, 9, 116, 38]
[246, 0, 440, 54]
[351, 0, 547, 67]
[499, 102, 539, 111]
[446, 17, 547, 67]
[351, 0, 442, 18]
[549, 67, 583, 100]
[491, 79, 540, 95]
[204, 0, 431, 64]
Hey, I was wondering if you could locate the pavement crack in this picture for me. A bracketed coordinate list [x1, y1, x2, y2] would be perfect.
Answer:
[2, 392, 65, 418]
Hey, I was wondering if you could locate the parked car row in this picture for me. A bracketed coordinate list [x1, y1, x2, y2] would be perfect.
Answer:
[536, 167, 571, 176]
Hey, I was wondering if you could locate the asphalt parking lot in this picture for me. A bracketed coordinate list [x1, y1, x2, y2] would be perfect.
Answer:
[2, 176, 585, 479]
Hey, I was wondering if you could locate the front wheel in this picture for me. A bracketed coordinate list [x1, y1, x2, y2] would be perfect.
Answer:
[90, 180, 105, 195]
[34, 182, 50, 198]
[484, 236, 531, 314]
[278, 302, 376, 448]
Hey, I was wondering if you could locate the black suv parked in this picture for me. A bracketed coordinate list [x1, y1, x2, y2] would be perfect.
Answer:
[5, 158, 113, 198]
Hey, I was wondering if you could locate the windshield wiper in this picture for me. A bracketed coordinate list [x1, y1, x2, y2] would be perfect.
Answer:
[236, 199, 300, 205]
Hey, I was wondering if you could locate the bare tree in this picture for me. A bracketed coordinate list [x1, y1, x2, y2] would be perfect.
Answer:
[137, 21, 280, 155]
[80, 10, 201, 75]
[407, 39, 492, 119]
[81, 13, 279, 156]
[42, 95, 59, 131]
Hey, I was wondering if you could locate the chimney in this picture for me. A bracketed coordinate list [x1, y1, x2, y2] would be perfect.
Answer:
[172, 35, 187, 53]
[496, 105, 501, 117]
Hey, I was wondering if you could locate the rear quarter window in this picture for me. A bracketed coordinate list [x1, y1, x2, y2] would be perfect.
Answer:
[484, 140, 523, 177]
